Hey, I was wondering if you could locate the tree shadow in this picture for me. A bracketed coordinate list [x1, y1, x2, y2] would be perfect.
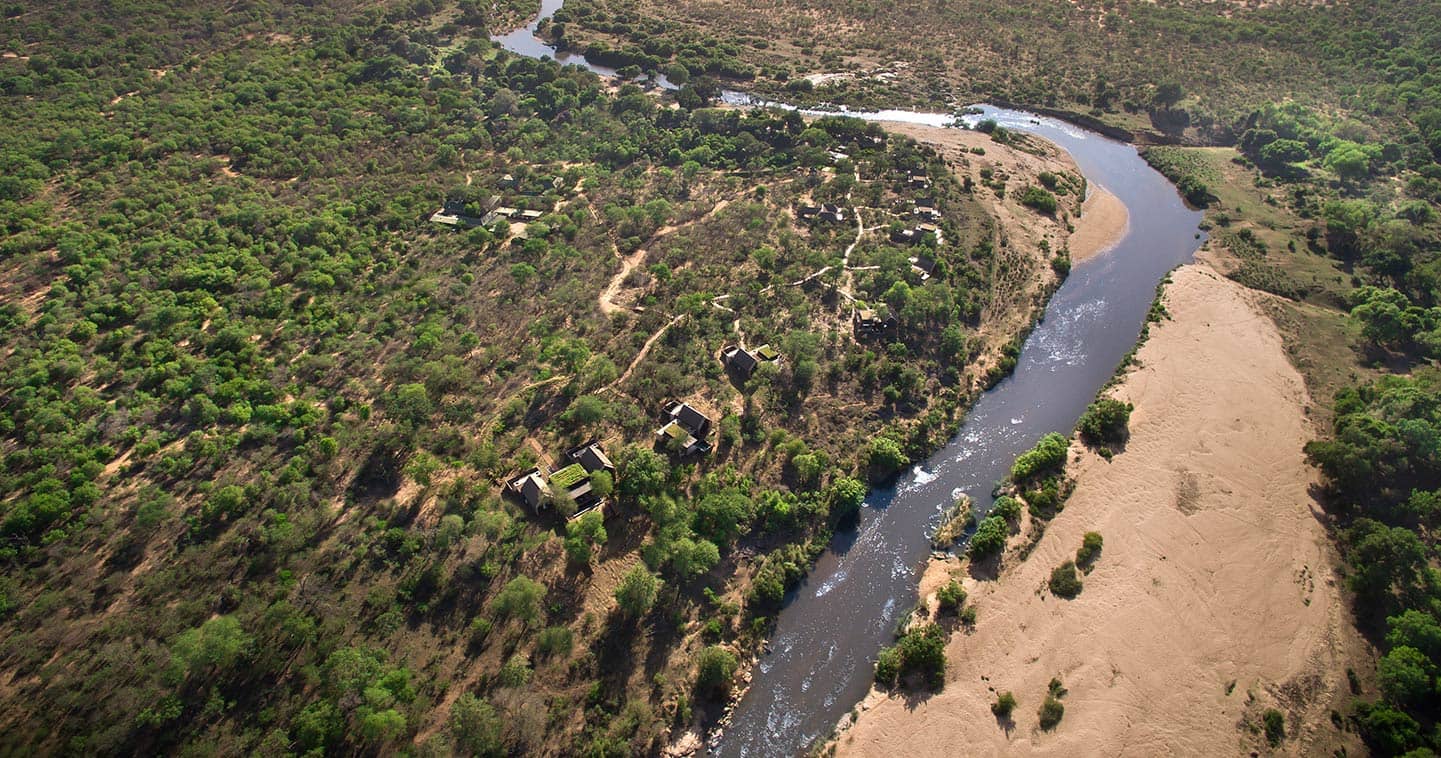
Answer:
[967, 551, 1001, 582]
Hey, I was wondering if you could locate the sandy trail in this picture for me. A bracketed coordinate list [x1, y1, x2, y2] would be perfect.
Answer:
[598, 199, 731, 315]
[837, 265, 1366, 758]
[604, 314, 685, 392]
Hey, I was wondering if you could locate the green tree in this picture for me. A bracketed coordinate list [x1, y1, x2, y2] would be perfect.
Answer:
[389, 382, 433, 424]
[992, 691, 1017, 717]
[867, 437, 909, 479]
[828, 476, 867, 524]
[936, 580, 966, 614]
[1048, 561, 1083, 598]
[614, 566, 660, 619]
[492, 576, 546, 624]
[969, 515, 1008, 559]
[1377, 646, 1435, 706]
[171, 615, 253, 677]
[293, 701, 342, 752]
[563, 510, 608, 565]
[1019, 186, 1058, 214]
[360, 708, 407, 744]
[695, 645, 738, 694]
[1077, 398, 1132, 446]
[449, 693, 504, 757]
[694, 489, 754, 543]
[1038, 695, 1065, 730]
[563, 395, 611, 426]
[1263, 708, 1285, 746]
[1076, 531, 1104, 568]
[1258, 139, 1310, 168]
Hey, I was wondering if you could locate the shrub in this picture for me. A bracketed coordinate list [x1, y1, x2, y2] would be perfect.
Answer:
[1048, 561, 1083, 599]
[492, 576, 546, 624]
[874, 623, 946, 690]
[1263, 708, 1285, 746]
[936, 580, 967, 614]
[1038, 695, 1065, 730]
[498, 653, 531, 687]
[1076, 532, 1103, 568]
[992, 691, 1017, 717]
[1077, 398, 1132, 446]
[614, 566, 660, 619]
[959, 605, 977, 625]
[1010, 433, 1068, 483]
[695, 646, 738, 695]
[535, 626, 573, 659]
[969, 515, 1008, 559]
[1019, 186, 1059, 214]
[992, 495, 1021, 521]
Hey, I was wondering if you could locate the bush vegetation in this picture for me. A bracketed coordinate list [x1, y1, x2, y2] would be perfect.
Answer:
[935, 580, 966, 614]
[968, 515, 1009, 560]
[1047, 561, 1083, 599]
[874, 623, 946, 690]
[0, 1, 1029, 749]
[1076, 398, 1132, 447]
[1305, 371, 1441, 754]
[1075, 532, 1103, 570]
[991, 691, 1017, 718]
[1263, 708, 1286, 746]
[1038, 677, 1067, 730]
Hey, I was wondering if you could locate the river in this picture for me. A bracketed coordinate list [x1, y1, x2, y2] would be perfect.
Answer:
[493, 12, 1205, 758]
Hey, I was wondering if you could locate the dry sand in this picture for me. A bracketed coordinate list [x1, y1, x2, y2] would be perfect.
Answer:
[1069, 184, 1128, 264]
[837, 265, 1367, 757]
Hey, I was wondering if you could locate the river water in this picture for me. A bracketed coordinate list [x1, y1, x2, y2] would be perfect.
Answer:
[493, 13, 1205, 757]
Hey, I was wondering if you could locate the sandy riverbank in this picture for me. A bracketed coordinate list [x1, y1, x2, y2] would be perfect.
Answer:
[836, 265, 1367, 757]
[1069, 184, 1128, 263]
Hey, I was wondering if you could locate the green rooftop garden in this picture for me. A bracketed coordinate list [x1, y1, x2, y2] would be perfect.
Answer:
[662, 421, 689, 441]
[548, 463, 590, 490]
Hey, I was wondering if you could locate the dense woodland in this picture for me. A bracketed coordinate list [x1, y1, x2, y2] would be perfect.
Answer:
[545, 0, 1441, 752]
[7, 0, 1441, 754]
[0, 0, 1082, 754]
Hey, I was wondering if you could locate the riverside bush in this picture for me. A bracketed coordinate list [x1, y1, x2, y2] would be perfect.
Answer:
[874, 623, 946, 690]
[992, 495, 1022, 521]
[969, 515, 1008, 559]
[1010, 433, 1068, 483]
[936, 580, 966, 614]
[1077, 398, 1132, 446]
[1048, 561, 1083, 598]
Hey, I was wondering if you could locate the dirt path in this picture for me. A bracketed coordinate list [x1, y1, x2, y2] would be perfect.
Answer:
[840, 170, 863, 299]
[604, 314, 685, 393]
[837, 265, 1367, 758]
[598, 199, 731, 315]
[598, 245, 647, 316]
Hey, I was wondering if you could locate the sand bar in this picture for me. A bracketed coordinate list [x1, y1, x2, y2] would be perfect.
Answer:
[837, 265, 1366, 758]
